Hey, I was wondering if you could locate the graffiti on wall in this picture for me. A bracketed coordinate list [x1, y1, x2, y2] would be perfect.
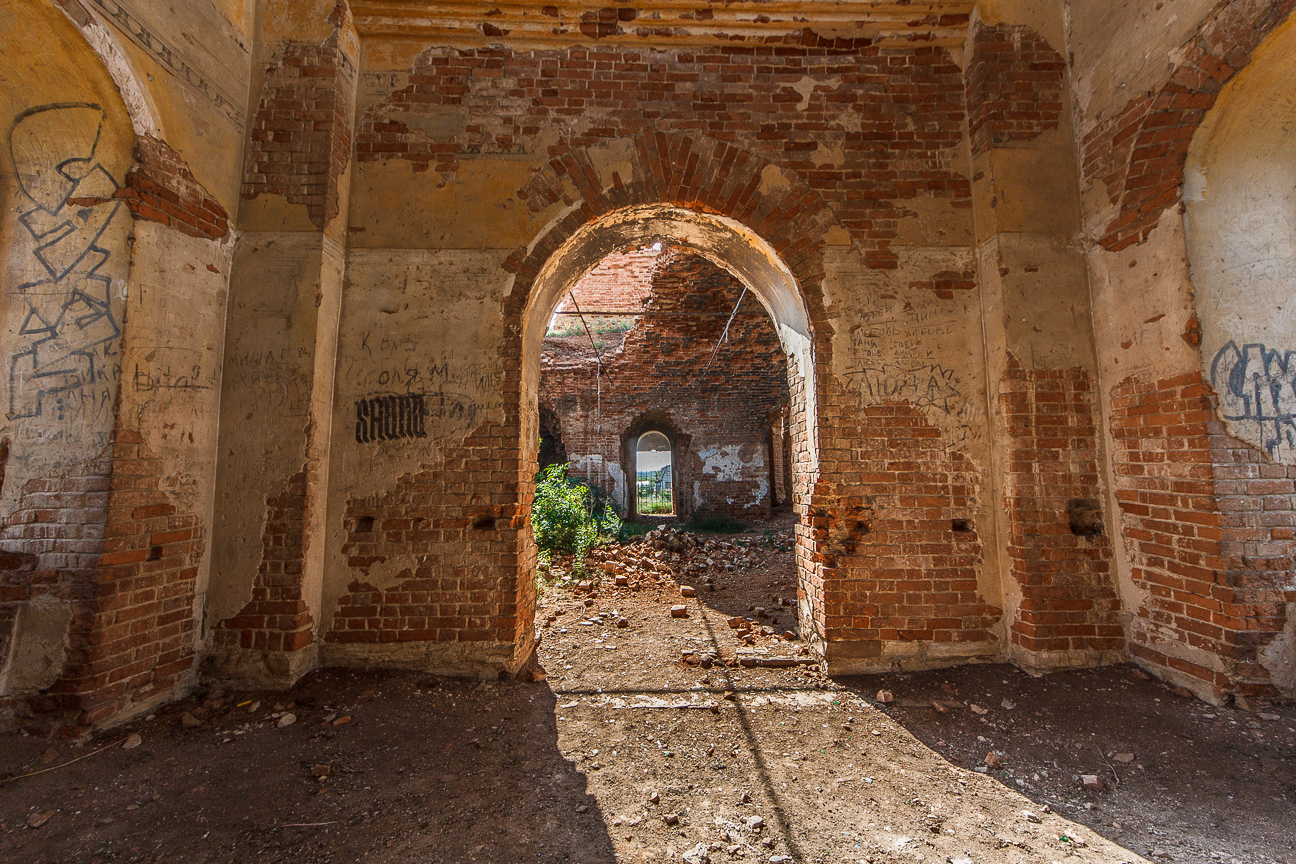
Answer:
[832, 284, 986, 449]
[1211, 340, 1296, 459]
[8, 104, 125, 423]
[355, 393, 428, 443]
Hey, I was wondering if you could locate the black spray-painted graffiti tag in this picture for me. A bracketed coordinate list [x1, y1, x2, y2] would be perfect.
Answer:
[1211, 341, 1296, 457]
[355, 393, 427, 443]
[8, 103, 124, 422]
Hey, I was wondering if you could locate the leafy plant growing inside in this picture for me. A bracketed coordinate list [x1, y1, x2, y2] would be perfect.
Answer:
[531, 463, 621, 575]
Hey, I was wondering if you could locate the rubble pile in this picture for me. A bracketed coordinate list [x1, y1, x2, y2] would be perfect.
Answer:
[584, 525, 776, 592]
[538, 523, 813, 667]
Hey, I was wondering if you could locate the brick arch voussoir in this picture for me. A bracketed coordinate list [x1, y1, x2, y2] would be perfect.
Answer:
[506, 132, 836, 348]
[1094, 0, 1296, 252]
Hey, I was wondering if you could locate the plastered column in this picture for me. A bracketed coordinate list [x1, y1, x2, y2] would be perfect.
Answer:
[207, 0, 357, 687]
[967, 2, 1123, 672]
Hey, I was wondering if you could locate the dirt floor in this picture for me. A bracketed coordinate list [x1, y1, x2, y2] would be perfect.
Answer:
[1, 512, 1292, 864]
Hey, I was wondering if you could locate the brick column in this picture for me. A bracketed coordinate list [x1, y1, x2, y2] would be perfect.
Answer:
[966, 15, 1124, 670]
[208, 0, 357, 686]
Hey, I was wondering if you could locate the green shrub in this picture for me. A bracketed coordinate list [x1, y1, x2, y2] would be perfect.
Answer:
[531, 464, 622, 571]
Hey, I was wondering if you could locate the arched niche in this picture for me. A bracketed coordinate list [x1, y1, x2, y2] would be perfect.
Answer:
[633, 430, 676, 518]
[1184, 15, 1296, 463]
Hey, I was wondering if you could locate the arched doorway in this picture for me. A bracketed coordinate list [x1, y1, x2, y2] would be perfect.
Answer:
[634, 431, 675, 517]
[519, 204, 820, 640]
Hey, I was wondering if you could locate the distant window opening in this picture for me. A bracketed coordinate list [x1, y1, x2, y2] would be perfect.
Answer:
[636, 431, 674, 516]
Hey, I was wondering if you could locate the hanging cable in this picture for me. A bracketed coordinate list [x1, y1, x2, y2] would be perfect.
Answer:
[699, 285, 748, 382]
[568, 291, 606, 433]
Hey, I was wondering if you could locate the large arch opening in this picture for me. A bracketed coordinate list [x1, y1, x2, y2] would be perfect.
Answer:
[520, 204, 820, 651]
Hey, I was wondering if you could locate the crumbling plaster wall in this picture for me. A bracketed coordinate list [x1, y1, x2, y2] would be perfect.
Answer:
[207, 0, 358, 687]
[960, 0, 1123, 675]
[0, 6, 136, 710]
[2, 0, 250, 727]
[1072, 0, 1296, 701]
[1182, 18, 1296, 698]
[338, 16, 1016, 676]
[20, 0, 1295, 725]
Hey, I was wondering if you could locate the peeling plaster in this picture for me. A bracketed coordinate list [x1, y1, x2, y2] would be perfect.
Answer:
[789, 75, 840, 112]
[572, 454, 627, 512]
[1258, 604, 1296, 696]
[0, 597, 72, 695]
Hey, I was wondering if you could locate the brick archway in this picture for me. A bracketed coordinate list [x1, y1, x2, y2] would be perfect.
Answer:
[1083, 0, 1296, 251]
[510, 192, 830, 651]
[500, 133, 841, 453]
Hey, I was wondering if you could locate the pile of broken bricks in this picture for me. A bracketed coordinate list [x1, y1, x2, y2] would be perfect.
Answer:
[549, 524, 818, 671]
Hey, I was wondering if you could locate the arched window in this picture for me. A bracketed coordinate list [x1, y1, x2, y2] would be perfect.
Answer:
[635, 431, 674, 516]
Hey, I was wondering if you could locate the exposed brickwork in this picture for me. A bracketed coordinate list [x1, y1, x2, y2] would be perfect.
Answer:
[553, 247, 661, 313]
[0, 433, 204, 728]
[908, 269, 977, 300]
[1000, 362, 1122, 658]
[1111, 373, 1296, 699]
[542, 249, 789, 520]
[327, 425, 527, 647]
[0, 452, 111, 724]
[212, 468, 314, 654]
[242, 32, 355, 229]
[114, 135, 229, 239]
[814, 392, 1001, 649]
[965, 23, 1065, 157]
[356, 42, 972, 270]
[1211, 419, 1296, 696]
[1083, 0, 1296, 251]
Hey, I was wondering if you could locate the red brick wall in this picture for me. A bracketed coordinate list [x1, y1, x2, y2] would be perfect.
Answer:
[815, 391, 1001, 653]
[1082, 0, 1296, 251]
[1000, 362, 1123, 658]
[212, 467, 314, 654]
[0, 452, 111, 726]
[541, 249, 789, 520]
[357, 42, 971, 270]
[1111, 373, 1296, 699]
[1211, 419, 1296, 696]
[242, 39, 354, 229]
[965, 23, 1065, 157]
[2, 433, 203, 728]
[114, 135, 229, 240]
[326, 426, 528, 650]
[553, 247, 660, 314]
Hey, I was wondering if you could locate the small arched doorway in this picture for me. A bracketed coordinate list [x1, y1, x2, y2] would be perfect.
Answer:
[634, 430, 675, 517]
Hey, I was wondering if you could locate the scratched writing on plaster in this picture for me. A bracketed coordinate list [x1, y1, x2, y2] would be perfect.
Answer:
[133, 364, 210, 392]
[226, 348, 311, 417]
[845, 316, 963, 413]
[840, 306, 982, 445]
[354, 334, 502, 397]
[845, 359, 963, 414]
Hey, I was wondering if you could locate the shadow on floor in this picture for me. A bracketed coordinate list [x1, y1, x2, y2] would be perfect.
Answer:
[0, 669, 617, 864]
[833, 663, 1296, 864]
